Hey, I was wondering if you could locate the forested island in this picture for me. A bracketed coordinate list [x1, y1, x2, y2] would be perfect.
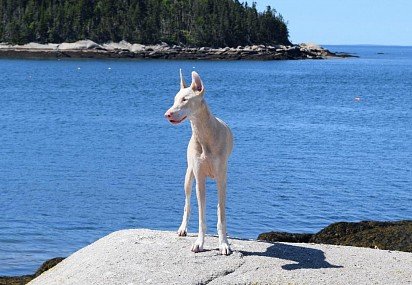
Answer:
[0, 0, 290, 47]
[0, 0, 353, 60]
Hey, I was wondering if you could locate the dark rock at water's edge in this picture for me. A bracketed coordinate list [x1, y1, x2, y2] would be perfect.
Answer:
[0, 40, 356, 60]
[0, 275, 32, 285]
[257, 232, 313, 243]
[0, 257, 64, 285]
[33, 257, 65, 277]
[258, 220, 412, 253]
[311, 221, 412, 252]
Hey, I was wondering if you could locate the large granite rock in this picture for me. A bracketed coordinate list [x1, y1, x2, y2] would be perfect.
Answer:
[58, 40, 103, 50]
[28, 229, 411, 285]
[258, 221, 412, 252]
[6, 221, 409, 284]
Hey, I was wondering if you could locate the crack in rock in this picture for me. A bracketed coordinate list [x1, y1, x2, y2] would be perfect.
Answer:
[202, 259, 245, 285]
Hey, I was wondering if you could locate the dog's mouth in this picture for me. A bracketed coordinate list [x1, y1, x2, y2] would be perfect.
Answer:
[169, 116, 187, 125]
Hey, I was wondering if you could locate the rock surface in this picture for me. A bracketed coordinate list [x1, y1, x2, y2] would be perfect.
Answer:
[0, 40, 355, 60]
[258, 220, 412, 252]
[28, 229, 411, 285]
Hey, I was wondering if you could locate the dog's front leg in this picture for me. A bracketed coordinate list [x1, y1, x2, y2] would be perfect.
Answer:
[191, 174, 206, 253]
[217, 170, 231, 255]
[178, 167, 194, 236]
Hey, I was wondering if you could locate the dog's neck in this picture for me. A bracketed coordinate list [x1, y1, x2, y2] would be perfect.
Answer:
[189, 101, 216, 149]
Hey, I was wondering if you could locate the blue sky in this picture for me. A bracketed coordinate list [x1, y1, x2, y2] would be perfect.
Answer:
[256, 0, 412, 46]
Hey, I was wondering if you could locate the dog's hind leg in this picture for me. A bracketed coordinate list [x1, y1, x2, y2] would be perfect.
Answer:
[178, 167, 194, 236]
[191, 174, 206, 253]
[216, 166, 231, 255]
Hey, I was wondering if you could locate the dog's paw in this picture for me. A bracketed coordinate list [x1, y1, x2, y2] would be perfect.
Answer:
[177, 227, 187, 237]
[219, 242, 232, 255]
[191, 240, 204, 253]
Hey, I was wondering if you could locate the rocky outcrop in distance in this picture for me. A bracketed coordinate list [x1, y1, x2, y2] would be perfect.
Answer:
[258, 220, 412, 252]
[0, 40, 355, 60]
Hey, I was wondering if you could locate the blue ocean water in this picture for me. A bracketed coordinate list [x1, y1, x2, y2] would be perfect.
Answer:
[0, 45, 411, 275]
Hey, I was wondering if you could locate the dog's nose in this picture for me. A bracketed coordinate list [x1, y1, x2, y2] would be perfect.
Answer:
[164, 111, 173, 119]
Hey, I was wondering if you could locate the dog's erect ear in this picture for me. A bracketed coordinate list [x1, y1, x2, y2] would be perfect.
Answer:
[179, 69, 187, 89]
[191, 71, 205, 95]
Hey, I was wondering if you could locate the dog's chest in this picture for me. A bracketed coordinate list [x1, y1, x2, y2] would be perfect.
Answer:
[195, 152, 216, 179]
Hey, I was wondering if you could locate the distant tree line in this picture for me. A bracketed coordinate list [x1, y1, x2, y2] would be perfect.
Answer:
[0, 0, 291, 47]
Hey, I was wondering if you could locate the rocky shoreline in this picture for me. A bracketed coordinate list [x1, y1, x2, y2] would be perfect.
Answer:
[2, 220, 409, 284]
[0, 40, 355, 60]
[258, 220, 412, 252]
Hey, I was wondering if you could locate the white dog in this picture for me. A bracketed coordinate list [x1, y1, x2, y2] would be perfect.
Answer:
[164, 70, 233, 255]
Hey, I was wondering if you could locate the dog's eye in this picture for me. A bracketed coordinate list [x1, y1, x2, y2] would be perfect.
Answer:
[182, 97, 188, 102]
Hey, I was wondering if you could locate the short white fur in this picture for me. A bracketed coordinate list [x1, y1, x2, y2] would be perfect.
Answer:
[164, 70, 233, 255]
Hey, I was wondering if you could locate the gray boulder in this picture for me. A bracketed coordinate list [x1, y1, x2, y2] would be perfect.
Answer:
[29, 229, 411, 285]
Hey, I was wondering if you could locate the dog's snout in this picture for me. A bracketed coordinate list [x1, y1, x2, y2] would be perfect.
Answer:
[164, 111, 173, 118]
